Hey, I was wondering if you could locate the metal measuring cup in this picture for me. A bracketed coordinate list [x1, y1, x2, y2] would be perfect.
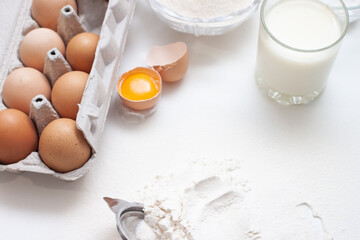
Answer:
[104, 197, 145, 240]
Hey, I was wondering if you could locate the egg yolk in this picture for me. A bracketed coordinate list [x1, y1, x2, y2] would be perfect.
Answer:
[120, 73, 159, 101]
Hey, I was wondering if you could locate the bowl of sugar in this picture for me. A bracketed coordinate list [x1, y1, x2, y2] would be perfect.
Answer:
[148, 0, 261, 36]
[334, 0, 360, 22]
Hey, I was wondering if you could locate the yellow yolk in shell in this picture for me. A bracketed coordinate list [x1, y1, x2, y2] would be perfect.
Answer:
[120, 73, 159, 101]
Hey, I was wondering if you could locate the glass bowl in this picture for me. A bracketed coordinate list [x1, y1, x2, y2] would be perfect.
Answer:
[147, 0, 262, 36]
[344, 0, 360, 22]
[331, 0, 360, 22]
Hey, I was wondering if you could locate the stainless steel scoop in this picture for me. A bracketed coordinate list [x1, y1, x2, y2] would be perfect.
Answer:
[104, 197, 145, 240]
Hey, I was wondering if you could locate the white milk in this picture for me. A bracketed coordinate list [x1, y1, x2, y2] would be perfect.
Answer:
[256, 0, 343, 98]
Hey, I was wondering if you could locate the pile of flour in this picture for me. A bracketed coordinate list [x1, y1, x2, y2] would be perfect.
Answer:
[134, 158, 261, 240]
[156, 0, 254, 19]
[128, 158, 335, 240]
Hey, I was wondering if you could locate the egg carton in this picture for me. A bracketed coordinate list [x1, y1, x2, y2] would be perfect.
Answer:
[0, 0, 136, 181]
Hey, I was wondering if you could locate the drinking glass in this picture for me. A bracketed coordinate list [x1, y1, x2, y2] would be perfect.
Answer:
[255, 0, 349, 105]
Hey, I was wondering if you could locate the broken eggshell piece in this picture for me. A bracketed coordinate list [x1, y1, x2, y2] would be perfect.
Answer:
[146, 42, 188, 82]
[117, 67, 162, 111]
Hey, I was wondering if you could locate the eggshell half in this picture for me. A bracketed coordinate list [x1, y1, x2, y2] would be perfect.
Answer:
[117, 67, 162, 111]
[146, 42, 189, 82]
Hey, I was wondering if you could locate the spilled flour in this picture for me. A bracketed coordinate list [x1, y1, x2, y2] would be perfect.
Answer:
[295, 203, 333, 240]
[142, 176, 253, 240]
[131, 158, 333, 240]
[135, 159, 260, 240]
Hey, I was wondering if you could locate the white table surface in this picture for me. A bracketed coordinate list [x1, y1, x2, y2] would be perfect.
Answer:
[1, 1, 360, 239]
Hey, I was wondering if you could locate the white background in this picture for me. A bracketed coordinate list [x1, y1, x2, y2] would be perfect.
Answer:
[1, 0, 360, 239]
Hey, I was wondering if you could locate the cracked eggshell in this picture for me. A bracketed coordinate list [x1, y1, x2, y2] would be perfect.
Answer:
[117, 67, 162, 111]
[146, 42, 188, 82]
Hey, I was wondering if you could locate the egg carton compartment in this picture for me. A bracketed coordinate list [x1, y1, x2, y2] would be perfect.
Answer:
[0, 0, 136, 181]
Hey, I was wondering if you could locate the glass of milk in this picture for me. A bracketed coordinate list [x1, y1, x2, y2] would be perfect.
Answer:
[255, 0, 349, 105]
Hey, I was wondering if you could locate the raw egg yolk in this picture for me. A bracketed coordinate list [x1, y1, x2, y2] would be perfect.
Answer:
[120, 73, 159, 101]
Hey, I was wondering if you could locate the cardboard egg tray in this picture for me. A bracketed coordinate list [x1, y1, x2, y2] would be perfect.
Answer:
[0, 0, 136, 181]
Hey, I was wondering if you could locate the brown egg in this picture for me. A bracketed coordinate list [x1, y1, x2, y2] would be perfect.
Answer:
[31, 0, 77, 31]
[51, 71, 89, 119]
[66, 32, 99, 73]
[117, 67, 162, 111]
[19, 28, 65, 72]
[146, 42, 189, 82]
[0, 109, 38, 165]
[39, 118, 91, 173]
[2, 67, 51, 115]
